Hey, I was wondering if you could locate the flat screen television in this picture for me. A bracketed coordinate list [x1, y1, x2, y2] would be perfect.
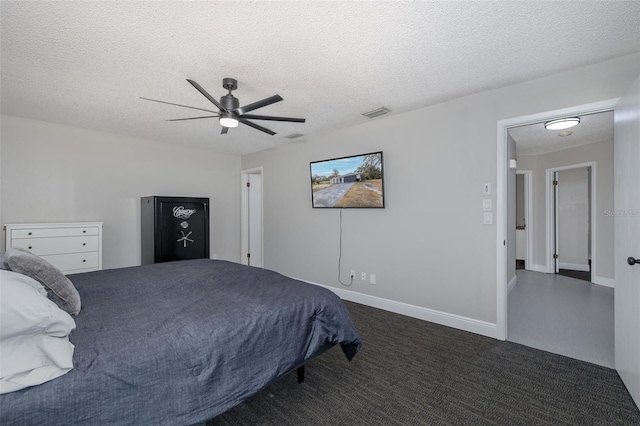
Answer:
[310, 151, 385, 208]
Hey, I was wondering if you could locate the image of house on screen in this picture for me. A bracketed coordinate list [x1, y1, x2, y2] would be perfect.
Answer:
[310, 152, 384, 208]
[330, 173, 361, 184]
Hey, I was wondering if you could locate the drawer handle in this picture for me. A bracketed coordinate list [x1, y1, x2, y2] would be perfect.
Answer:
[83, 230, 86, 233]
[28, 232, 32, 236]
[28, 246, 33, 249]
[83, 259, 86, 263]
[83, 243, 86, 246]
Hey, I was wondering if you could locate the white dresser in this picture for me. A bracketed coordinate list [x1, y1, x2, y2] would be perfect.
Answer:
[5, 222, 103, 274]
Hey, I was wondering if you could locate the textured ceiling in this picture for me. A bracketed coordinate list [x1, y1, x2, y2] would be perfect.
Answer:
[1, 1, 639, 156]
[510, 111, 614, 156]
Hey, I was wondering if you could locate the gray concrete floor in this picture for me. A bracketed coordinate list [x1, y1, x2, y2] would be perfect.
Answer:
[507, 269, 614, 368]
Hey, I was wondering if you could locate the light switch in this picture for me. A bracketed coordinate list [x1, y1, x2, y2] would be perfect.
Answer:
[483, 212, 493, 225]
[483, 183, 492, 195]
[483, 199, 492, 211]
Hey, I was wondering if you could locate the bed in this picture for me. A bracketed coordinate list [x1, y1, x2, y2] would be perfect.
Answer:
[0, 258, 362, 425]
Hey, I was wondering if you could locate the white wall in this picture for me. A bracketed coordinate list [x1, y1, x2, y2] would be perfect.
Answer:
[0, 115, 241, 268]
[0, 116, 3, 232]
[241, 54, 639, 328]
[516, 174, 525, 228]
[518, 139, 614, 282]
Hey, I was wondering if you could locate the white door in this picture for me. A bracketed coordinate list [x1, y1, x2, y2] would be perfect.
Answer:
[248, 173, 263, 267]
[614, 76, 640, 407]
[557, 168, 590, 273]
[553, 171, 560, 273]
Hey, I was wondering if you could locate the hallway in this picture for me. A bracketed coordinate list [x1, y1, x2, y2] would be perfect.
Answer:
[507, 269, 614, 368]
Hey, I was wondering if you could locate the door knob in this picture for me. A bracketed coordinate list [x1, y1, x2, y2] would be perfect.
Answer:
[628, 257, 640, 266]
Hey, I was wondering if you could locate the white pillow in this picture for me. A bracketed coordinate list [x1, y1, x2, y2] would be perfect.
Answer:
[0, 267, 48, 297]
[0, 269, 76, 394]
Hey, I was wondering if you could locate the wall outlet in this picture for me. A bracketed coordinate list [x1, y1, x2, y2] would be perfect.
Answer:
[350, 270, 356, 279]
[370, 274, 376, 284]
[361, 272, 367, 281]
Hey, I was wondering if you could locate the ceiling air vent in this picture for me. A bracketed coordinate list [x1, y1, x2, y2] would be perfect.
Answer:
[362, 107, 390, 119]
[284, 133, 305, 139]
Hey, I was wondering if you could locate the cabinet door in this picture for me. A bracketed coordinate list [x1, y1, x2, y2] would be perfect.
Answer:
[158, 200, 209, 262]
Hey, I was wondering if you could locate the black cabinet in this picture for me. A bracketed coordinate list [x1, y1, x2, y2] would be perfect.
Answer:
[141, 196, 210, 264]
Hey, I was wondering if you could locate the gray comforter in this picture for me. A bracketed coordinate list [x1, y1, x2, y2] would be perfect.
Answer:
[0, 259, 362, 425]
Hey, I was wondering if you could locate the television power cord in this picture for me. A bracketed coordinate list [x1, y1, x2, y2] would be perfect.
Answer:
[337, 208, 354, 287]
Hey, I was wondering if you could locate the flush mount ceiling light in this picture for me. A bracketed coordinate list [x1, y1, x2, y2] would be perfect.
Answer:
[545, 117, 580, 130]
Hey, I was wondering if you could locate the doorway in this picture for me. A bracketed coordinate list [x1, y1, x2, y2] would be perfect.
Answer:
[548, 164, 594, 281]
[241, 167, 264, 268]
[496, 98, 618, 342]
[498, 104, 618, 368]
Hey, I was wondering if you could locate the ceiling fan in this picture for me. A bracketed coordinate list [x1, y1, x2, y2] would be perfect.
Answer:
[141, 78, 306, 135]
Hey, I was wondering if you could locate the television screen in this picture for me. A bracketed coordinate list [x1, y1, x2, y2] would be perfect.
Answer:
[310, 151, 385, 208]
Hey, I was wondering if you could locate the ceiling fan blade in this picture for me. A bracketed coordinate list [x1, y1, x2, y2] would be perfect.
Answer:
[239, 118, 276, 136]
[241, 114, 305, 123]
[166, 115, 219, 122]
[140, 97, 219, 114]
[186, 79, 226, 111]
[236, 95, 283, 115]
[221, 127, 229, 135]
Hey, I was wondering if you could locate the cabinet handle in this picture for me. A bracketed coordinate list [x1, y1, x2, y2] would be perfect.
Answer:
[83, 230, 86, 233]
[83, 259, 86, 263]
[28, 246, 33, 249]
[28, 232, 32, 236]
[83, 243, 86, 246]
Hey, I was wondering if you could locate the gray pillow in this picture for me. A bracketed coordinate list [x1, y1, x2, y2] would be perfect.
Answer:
[5, 247, 81, 315]
[0, 253, 9, 270]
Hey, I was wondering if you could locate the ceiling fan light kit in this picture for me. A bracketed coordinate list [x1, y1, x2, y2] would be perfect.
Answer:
[219, 113, 239, 128]
[142, 77, 306, 136]
[544, 117, 580, 130]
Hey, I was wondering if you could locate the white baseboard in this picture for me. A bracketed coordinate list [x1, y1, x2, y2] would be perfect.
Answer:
[529, 263, 548, 273]
[507, 275, 517, 294]
[592, 276, 615, 288]
[296, 278, 498, 339]
[558, 262, 590, 272]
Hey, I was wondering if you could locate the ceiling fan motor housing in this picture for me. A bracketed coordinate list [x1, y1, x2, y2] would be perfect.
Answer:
[221, 94, 239, 111]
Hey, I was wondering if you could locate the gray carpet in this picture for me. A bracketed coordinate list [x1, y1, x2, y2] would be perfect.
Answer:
[210, 301, 640, 425]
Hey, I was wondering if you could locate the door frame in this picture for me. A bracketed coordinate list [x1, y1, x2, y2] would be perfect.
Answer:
[515, 170, 533, 271]
[495, 98, 619, 340]
[545, 163, 595, 275]
[240, 167, 264, 267]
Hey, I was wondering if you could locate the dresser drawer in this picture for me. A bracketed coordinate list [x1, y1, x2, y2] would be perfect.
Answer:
[11, 226, 100, 239]
[41, 252, 100, 273]
[12, 236, 99, 256]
